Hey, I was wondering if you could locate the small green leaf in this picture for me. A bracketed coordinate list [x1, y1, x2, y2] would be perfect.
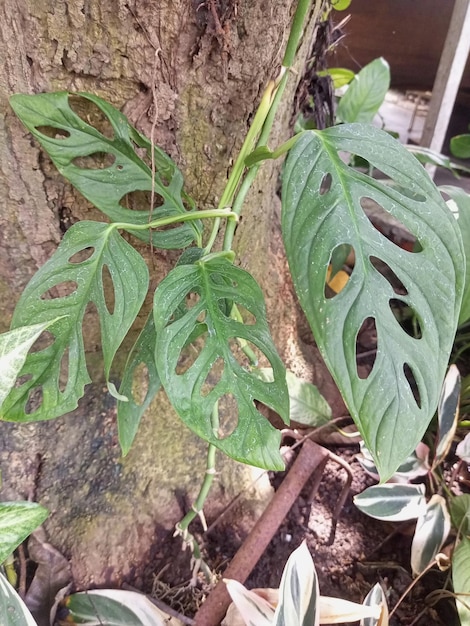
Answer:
[0, 501, 48, 563]
[336, 58, 390, 124]
[410, 495, 451, 576]
[450, 494, 470, 536]
[439, 185, 470, 324]
[331, 0, 352, 10]
[256, 368, 331, 427]
[282, 126, 464, 479]
[10, 92, 201, 249]
[354, 484, 426, 522]
[435, 365, 461, 466]
[451, 133, 470, 159]
[0, 573, 37, 626]
[2, 222, 148, 422]
[117, 314, 161, 456]
[154, 256, 289, 470]
[318, 68, 355, 90]
[0, 320, 62, 410]
[453, 537, 470, 626]
[274, 541, 319, 626]
[65, 589, 182, 625]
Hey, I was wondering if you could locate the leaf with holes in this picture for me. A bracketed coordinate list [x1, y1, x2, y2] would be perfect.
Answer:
[10, 92, 201, 249]
[1, 221, 148, 422]
[336, 58, 390, 124]
[117, 314, 161, 456]
[282, 125, 464, 479]
[153, 256, 289, 470]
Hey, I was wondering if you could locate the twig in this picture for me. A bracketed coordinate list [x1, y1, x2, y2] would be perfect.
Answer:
[123, 582, 195, 625]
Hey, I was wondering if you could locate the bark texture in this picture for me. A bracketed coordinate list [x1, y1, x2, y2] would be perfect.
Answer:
[0, 0, 341, 588]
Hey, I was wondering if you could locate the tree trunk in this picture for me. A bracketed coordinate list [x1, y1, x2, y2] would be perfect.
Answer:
[0, 0, 342, 589]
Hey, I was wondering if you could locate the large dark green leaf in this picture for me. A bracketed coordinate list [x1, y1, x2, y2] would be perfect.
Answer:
[153, 256, 289, 470]
[282, 126, 464, 479]
[10, 92, 201, 249]
[2, 222, 148, 422]
[336, 58, 390, 124]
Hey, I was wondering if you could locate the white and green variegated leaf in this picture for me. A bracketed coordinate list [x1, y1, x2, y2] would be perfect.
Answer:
[255, 368, 331, 427]
[65, 589, 183, 626]
[154, 255, 289, 470]
[10, 92, 201, 249]
[353, 484, 426, 522]
[274, 541, 319, 626]
[336, 58, 390, 124]
[2, 222, 148, 422]
[0, 320, 62, 410]
[410, 495, 451, 576]
[356, 441, 429, 483]
[282, 125, 464, 480]
[360, 584, 389, 626]
[0, 502, 48, 564]
[453, 537, 470, 626]
[457, 434, 470, 463]
[434, 365, 460, 466]
[319, 597, 381, 624]
[0, 573, 37, 626]
[224, 579, 275, 626]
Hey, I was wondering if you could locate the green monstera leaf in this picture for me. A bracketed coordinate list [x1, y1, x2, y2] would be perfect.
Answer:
[153, 255, 289, 470]
[2, 222, 148, 422]
[10, 92, 201, 249]
[282, 125, 464, 479]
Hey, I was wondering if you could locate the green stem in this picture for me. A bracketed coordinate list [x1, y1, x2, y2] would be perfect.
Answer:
[282, 0, 315, 67]
[112, 208, 237, 233]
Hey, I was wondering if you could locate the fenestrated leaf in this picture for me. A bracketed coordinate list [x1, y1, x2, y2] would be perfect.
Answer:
[410, 494, 451, 576]
[0, 319, 62, 410]
[453, 537, 470, 626]
[353, 484, 426, 522]
[274, 541, 319, 626]
[336, 58, 390, 124]
[153, 256, 289, 470]
[0, 573, 37, 626]
[439, 185, 470, 324]
[117, 314, 161, 456]
[435, 365, 460, 466]
[10, 92, 201, 249]
[0, 501, 48, 564]
[282, 126, 464, 479]
[64, 589, 183, 625]
[2, 221, 148, 422]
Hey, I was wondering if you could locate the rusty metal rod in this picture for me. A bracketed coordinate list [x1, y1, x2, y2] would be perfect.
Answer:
[194, 439, 329, 626]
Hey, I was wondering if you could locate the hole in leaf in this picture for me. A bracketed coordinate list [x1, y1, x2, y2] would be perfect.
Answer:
[69, 247, 95, 264]
[201, 357, 224, 397]
[229, 338, 264, 369]
[175, 331, 207, 375]
[30, 330, 55, 353]
[82, 301, 101, 355]
[35, 126, 70, 139]
[324, 244, 353, 299]
[102, 264, 115, 315]
[40, 281, 78, 300]
[25, 386, 43, 415]
[360, 197, 422, 252]
[234, 304, 257, 325]
[58, 348, 69, 393]
[72, 152, 115, 169]
[319, 173, 332, 195]
[390, 299, 422, 339]
[119, 190, 164, 212]
[355, 317, 377, 379]
[369, 256, 408, 295]
[216, 393, 238, 439]
[404, 363, 421, 408]
[68, 94, 114, 139]
[131, 363, 149, 406]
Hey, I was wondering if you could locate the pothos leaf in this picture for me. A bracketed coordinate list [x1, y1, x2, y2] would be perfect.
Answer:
[336, 58, 390, 124]
[2, 221, 148, 422]
[0, 502, 48, 564]
[282, 125, 464, 479]
[0, 573, 37, 626]
[10, 92, 201, 249]
[410, 494, 451, 576]
[117, 314, 161, 456]
[153, 256, 289, 470]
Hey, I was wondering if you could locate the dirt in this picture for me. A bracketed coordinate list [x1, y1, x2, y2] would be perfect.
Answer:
[145, 439, 461, 626]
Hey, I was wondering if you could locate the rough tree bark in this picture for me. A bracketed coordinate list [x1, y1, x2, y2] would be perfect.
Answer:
[0, 0, 343, 588]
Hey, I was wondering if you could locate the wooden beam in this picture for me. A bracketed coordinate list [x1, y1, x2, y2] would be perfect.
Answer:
[420, 0, 470, 155]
